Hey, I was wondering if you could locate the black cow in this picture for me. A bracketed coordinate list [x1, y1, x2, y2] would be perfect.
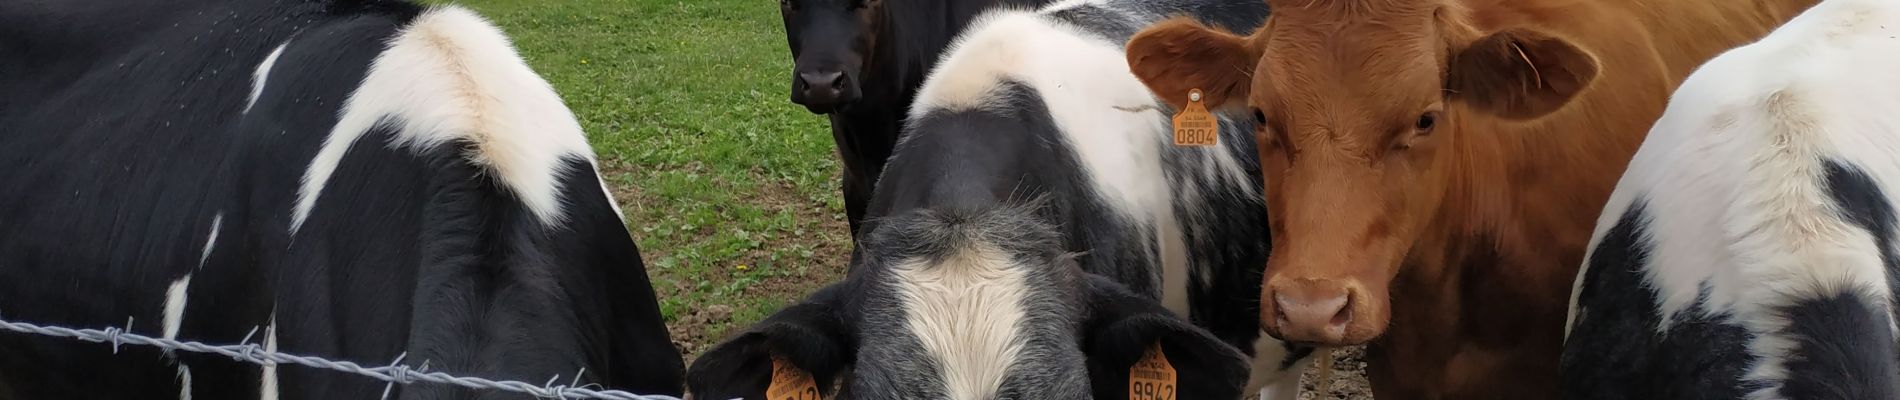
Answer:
[778, 0, 1055, 239]
[1562, 0, 1900, 398]
[0, 1, 683, 398]
[691, 0, 1308, 399]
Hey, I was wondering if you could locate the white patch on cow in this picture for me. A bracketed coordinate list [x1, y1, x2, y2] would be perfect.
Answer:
[200, 213, 221, 268]
[1565, 1, 1900, 396]
[245, 41, 289, 113]
[162, 273, 194, 399]
[162, 275, 193, 342]
[1242, 335, 1307, 399]
[177, 365, 193, 400]
[260, 313, 278, 400]
[292, 6, 596, 233]
[893, 245, 1031, 400]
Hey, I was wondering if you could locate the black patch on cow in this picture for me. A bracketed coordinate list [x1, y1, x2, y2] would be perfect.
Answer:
[1083, 274, 1252, 400]
[1822, 160, 1900, 342]
[1048, 5, 1144, 43]
[688, 282, 860, 400]
[1774, 291, 1900, 398]
[1107, 0, 1272, 36]
[1560, 202, 1758, 400]
[1767, 160, 1900, 398]
[1280, 342, 1315, 370]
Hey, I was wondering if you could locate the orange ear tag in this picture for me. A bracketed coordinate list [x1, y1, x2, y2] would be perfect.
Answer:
[767, 356, 821, 400]
[1172, 89, 1219, 147]
[1128, 342, 1179, 400]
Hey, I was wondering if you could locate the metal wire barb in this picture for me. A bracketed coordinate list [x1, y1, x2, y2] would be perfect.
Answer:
[0, 314, 703, 400]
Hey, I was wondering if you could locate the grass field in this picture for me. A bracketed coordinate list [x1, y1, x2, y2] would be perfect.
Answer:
[452, 0, 852, 359]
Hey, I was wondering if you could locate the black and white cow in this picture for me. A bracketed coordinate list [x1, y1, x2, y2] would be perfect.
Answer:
[689, 0, 1312, 398]
[1562, 0, 1900, 398]
[0, 0, 682, 398]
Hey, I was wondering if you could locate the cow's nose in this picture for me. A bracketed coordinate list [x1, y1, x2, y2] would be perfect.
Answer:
[793, 70, 848, 112]
[1269, 282, 1352, 344]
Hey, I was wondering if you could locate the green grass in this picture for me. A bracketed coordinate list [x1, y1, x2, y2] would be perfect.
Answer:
[450, 0, 852, 355]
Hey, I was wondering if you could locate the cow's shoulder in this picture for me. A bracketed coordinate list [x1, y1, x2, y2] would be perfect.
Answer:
[280, 5, 600, 232]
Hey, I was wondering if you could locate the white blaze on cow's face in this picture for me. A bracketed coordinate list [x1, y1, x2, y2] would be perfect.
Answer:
[890, 247, 1036, 399]
[846, 208, 1093, 399]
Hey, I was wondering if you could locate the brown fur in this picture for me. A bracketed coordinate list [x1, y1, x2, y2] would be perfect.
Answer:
[1125, 0, 1817, 398]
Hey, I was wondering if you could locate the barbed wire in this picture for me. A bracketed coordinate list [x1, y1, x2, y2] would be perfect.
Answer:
[0, 314, 710, 400]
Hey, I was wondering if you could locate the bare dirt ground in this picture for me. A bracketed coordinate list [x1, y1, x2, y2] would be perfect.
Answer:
[1297, 346, 1374, 399]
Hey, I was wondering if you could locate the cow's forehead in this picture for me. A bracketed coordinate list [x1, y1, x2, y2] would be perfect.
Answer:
[846, 208, 1091, 399]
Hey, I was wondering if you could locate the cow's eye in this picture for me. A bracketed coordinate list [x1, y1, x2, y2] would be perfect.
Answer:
[1414, 111, 1439, 135]
[1252, 108, 1267, 125]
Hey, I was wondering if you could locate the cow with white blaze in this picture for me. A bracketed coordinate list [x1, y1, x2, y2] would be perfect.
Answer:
[0, 0, 682, 398]
[686, 0, 1314, 399]
[1563, 0, 1900, 397]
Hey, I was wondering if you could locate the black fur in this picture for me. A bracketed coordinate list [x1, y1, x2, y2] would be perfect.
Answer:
[779, 0, 1057, 239]
[1772, 160, 1900, 398]
[1560, 202, 1758, 400]
[0, 1, 681, 398]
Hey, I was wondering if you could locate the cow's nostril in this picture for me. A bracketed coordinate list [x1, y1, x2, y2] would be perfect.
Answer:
[1331, 297, 1353, 327]
[829, 74, 847, 90]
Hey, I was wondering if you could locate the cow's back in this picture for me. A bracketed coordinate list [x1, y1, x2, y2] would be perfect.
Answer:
[1564, 0, 1900, 397]
[0, 1, 682, 398]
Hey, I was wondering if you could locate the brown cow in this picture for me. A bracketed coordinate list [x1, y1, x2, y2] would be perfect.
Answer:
[1124, 0, 1815, 398]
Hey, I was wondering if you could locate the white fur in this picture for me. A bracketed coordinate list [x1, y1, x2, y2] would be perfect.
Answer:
[1243, 335, 1307, 398]
[245, 42, 288, 113]
[291, 6, 597, 232]
[1564, 1, 1900, 397]
[162, 276, 192, 342]
[893, 246, 1032, 400]
[177, 366, 193, 400]
[162, 274, 194, 400]
[200, 213, 221, 267]
[260, 313, 278, 400]
[913, 4, 1292, 396]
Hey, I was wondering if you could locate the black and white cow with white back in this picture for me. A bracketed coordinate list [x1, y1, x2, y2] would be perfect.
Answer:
[1562, 0, 1900, 398]
[0, 0, 682, 398]
[687, 0, 1314, 399]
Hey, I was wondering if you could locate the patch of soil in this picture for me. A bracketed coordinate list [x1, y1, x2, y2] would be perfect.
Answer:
[1298, 346, 1374, 399]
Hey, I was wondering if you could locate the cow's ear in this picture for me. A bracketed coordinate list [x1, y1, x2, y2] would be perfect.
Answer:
[1126, 17, 1263, 113]
[687, 283, 854, 400]
[1079, 274, 1250, 400]
[1447, 28, 1599, 120]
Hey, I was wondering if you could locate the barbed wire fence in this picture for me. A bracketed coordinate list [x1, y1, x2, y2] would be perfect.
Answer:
[0, 314, 722, 400]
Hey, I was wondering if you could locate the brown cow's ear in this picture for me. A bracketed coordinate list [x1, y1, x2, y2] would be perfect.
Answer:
[1126, 17, 1262, 112]
[1447, 28, 1599, 120]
